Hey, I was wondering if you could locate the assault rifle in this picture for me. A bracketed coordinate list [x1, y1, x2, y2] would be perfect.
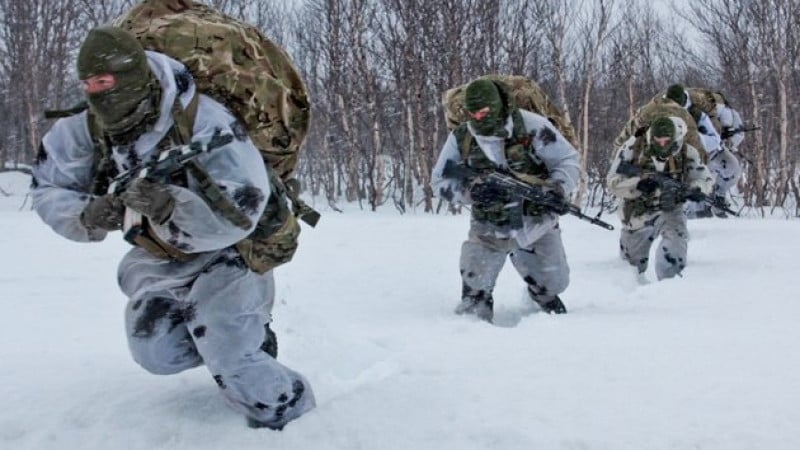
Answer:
[108, 131, 235, 245]
[616, 160, 740, 217]
[721, 125, 760, 140]
[442, 159, 614, 230]
[108, 131, 234, 195]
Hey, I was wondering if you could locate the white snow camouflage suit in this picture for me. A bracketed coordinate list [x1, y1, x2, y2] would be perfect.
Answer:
[431, 109, 580, 318]
[607, 117, 714, 280]
[31, 52, 315, 429]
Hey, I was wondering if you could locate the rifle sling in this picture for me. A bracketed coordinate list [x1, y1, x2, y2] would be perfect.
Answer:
[170, 94, 253, 231]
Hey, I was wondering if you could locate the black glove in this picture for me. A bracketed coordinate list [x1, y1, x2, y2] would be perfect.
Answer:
[636, 177, 660, 195]
[120, 178, 176, 224]
[659, 186, 680, 211]
[543, 183, 570, 215]
[721, 127, 736, 140]
[684, 187, 706, 202]
[80, 194, 125, 231]
[469, 181, 506, 204]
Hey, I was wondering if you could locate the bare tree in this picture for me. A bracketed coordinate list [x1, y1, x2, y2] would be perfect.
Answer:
[574, 0, 617, 204]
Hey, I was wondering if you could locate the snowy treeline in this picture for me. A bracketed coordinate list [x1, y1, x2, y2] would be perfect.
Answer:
[1, 0, 799, 215]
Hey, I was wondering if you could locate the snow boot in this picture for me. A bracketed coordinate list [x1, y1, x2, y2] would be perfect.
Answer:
[454, 293, 494, 322]
[528, 288, 567, 314]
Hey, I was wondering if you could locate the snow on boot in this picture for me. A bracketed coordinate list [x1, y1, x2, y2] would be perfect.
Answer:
[528, 289, 568, 314]
[247, 416, 284, 430]
[454, 294, 494, 322]
[540, 296, 567, 314]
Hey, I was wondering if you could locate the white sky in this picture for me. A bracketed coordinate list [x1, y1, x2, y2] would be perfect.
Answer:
[1, 171, 798, 450]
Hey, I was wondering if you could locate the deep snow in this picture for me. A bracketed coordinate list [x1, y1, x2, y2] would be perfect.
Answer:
[1, 171, 798, 450]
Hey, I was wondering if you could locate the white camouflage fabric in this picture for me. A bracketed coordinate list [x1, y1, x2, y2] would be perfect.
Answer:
[607, 117, 714, 279]
[31, 52, 314, 429]
[432, 109, 579, 309]
[686, 95, 744, 216]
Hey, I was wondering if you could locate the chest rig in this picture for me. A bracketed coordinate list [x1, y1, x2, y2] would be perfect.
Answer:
[453, 110, 550, 226]
[623, 136, 689, 222]
[88, 91, 252, 262]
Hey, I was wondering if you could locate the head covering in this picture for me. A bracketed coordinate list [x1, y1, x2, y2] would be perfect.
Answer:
[77, 26, 161, 143]
[647, 116, 680, 159]
[464, 79, 507, 136]
[665, 84, 688, 107]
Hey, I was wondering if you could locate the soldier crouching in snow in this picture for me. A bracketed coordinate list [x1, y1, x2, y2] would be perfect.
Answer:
[607, 116, 714, 280]
[30, 27, 314, 429]
[431, 78, 580, 323]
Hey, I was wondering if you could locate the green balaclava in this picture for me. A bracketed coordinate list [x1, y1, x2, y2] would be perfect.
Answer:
[647, 117, 679, 159]
[77, 26, 161, 143]
[665, 84, 688, 107]
[464, 79, 507, 136]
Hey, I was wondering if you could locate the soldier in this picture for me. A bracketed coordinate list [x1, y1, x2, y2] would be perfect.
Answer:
[664, 84, 723, 157]
[31, 27, 314, 429]
[607, 116, 714, 280]
[431, 78, 580, 322]
[683, 88, 745, 218]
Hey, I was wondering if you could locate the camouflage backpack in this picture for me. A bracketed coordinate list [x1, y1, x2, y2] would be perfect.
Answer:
[442, 74, 579, 149]
[686, 88, 727, 134]
[113, 0, 308, 182]
[613, 97, 707, 161]
[109, 0, 314, 273]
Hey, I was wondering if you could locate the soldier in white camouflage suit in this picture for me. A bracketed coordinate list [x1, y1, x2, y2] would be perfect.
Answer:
[431, 79, 580, 322]
[607, 116, 714, 280]
[686, 88, 746, 218]
[31, 27, 314, 429]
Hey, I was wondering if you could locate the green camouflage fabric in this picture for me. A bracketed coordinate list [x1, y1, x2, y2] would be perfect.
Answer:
[454, 109, 551, 226]
[235, 170, 300, 273]
[686, 88, 726, 134]
[650, 87, 728, 139]
[111, 0, 306, 273]
[622, 136, 691, 221]
[112, 0, 310, 182]
[613, 98, 706, 161]
[443, 75, 578, 148]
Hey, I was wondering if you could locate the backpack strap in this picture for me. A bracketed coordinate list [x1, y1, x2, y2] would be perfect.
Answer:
[170, 93, 253, 230]
[507, 109, 547, 186]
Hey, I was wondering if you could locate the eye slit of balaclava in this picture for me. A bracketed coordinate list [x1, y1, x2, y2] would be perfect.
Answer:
[77, 26, 161, 144]
[464, 79, 508, 137]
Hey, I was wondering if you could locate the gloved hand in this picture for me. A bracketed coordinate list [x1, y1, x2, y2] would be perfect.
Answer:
[469, 181, 506, 204]
[659, 186, 680, 211]
[120, 178, 175, 224]
[543, 182, 570, 215]
[636, 177, 660, 195]
[684, 186, 706, 202]
[80, 194, 125, 231]
[721, 127, 736, 140]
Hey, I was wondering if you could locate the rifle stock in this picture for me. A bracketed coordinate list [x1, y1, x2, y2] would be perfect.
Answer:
[442, 160, 614, 230]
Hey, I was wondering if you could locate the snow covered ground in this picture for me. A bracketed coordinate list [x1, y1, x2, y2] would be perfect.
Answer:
[1, 171, 798, 450]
